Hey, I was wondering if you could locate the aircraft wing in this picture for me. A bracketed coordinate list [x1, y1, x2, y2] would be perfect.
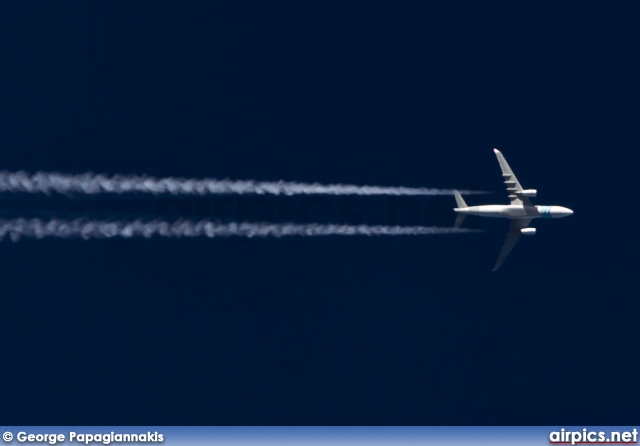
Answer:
[492, 218, 533, 271]
[493, 149, 532, 207]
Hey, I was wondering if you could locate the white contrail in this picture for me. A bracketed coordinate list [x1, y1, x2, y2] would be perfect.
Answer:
[0, 218, 478, 242]
[0, 171, 483, 196]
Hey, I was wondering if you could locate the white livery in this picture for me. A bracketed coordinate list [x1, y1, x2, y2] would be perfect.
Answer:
[454, 149, 573, 271]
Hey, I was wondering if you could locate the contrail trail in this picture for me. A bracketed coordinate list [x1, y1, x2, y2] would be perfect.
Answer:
[0, 218, 478, 242]
[0, 171, 483, 197]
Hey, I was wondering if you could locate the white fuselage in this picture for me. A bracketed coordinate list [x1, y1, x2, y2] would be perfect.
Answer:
[454, 204, 573, 219]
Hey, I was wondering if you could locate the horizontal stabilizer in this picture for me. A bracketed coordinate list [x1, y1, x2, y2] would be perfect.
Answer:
[453, 190, 467, 209]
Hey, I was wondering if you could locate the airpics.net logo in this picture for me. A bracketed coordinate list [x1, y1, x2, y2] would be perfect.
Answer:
[549, 428, 638, 445]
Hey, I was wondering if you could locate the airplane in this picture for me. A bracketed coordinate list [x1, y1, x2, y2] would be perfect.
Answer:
[453, 149, 573, 271]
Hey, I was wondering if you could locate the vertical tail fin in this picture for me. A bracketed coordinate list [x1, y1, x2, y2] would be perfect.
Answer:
[454, 190, 467, 209]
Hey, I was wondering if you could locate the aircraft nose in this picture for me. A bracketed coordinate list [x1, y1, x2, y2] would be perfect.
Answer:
[563, 207, 574, 217]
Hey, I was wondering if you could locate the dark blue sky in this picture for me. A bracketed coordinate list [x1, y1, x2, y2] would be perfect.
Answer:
[1, 2, 638, 424]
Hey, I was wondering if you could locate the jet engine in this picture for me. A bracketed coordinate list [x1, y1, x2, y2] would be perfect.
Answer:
[519, 189, 537, 197]
[521, 228, 536, 235]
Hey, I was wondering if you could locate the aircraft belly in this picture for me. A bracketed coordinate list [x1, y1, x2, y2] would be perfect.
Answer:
[463, 206, 535, 218]
[504, 210, 527, 217]
[464, 209, 506, 218]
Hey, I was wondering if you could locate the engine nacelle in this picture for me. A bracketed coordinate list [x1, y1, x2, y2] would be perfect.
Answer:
[521, 228, 536, 236]
[519, 189, 537, 197]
